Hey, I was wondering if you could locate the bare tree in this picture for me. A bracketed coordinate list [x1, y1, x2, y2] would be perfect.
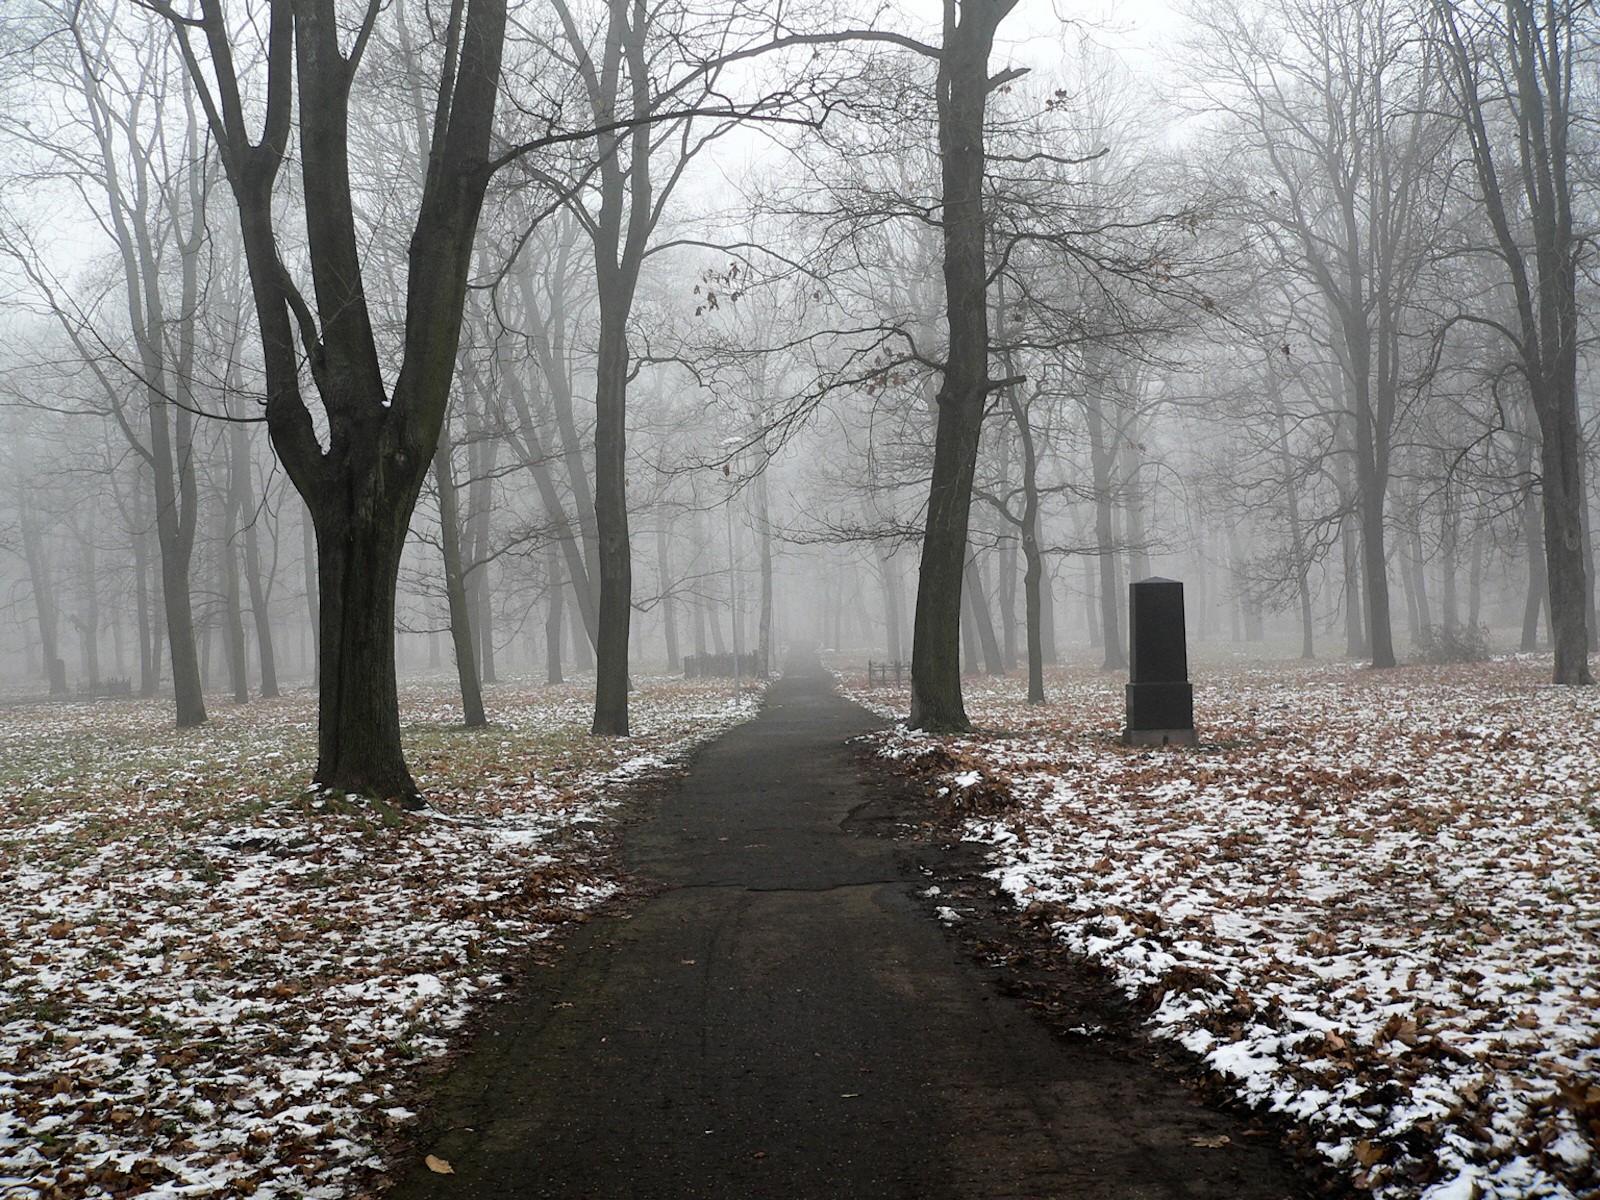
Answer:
[905, 0, 1021, 731]
[1433, 0, 1594, 683]
[1191, 0, 1455, 669]
[145, 0, 509, 800]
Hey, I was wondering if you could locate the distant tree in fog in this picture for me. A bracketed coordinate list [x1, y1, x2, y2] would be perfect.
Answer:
[1190, 0, 1456, 671]
[1432, 0, 1595, 684]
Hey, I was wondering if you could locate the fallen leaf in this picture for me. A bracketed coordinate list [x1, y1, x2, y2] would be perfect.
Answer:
[1190, 1135, 1230, 1149]
[425, 1154, 454, 1175]
[1353, 1139, 1384, 1167]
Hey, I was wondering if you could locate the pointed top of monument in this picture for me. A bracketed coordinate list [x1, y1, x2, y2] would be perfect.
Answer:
[1134, 575, 1180, 585]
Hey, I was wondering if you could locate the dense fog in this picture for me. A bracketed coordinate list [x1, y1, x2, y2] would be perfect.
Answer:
[1, 0, 1595, 735]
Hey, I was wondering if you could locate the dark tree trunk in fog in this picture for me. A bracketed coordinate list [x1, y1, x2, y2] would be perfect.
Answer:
[1000, 536, 1019, 671]
[1272, 400, 1314, 659]
[76, 541, 101, 686]
[587, 202, 639, 736]
[1083, 553, 1102, 649]
[232, 421, 280, 697]
[218, 476, 250, 703]
[755, 455, 774, 676]
[988, 383, 1047, 700]
[1083, 375, 1126, 670]
[876, 549, 905, 663]
[545, 0, 736, 733]
[1522, 480, 1547, 650]
[302, 505, 318, 683]
[163, 0, 508, 797]
[1440, 480, 1461, 632]
[464, 389, 497, 686]
[1039, 561, 1057, 664]
[134, 522, 156, 695]
[545, 548, 566, 685]
[908, 0, 1020, 732]
[964, 557, 1005, 675]
[656, 521, 680, 673]
[31, 525, 66, 690]
[434, 436, 487, 728]
[571, 592, 595, 673]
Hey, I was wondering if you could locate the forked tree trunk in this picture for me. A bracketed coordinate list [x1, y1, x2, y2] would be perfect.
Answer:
[165, 0, 509, 797]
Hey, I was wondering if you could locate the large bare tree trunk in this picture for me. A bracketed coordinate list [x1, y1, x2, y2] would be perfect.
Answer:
[165, 0, 509, 797]
[591, 284, 634, 733]
[908, 0, 1020, 731]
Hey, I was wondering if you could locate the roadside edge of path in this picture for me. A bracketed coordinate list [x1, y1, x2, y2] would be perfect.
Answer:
[846, 743, 1357, 1200]
[368, 683, 782, 1192]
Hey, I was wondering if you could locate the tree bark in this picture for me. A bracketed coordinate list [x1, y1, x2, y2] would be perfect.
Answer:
[964, 556, 1005, 674]
[907, 0, 1019, 731]
[545, 546, 565, 685]
[656, 520, 680, 673]
[434, 434, 487, 728]
[134, 518, 156, 696]
[233, 421, 281, 698]
[218, 472, 250, 703]
[755, 454, 774, 676]
[1273, 401, 1314, 659]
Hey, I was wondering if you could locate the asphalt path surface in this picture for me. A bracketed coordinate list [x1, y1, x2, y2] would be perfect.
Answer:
[390, 662, 1311, 1199]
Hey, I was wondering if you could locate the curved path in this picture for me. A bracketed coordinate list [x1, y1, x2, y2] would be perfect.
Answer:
[391, 662, 1309, 1199]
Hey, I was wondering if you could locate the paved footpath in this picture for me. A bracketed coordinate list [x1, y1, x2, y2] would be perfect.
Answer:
[391, 663, 1311, 1200]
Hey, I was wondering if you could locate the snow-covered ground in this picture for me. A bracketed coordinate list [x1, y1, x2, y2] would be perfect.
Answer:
[843, 656, 1600, 1200]
[0, 675, 761, 1199]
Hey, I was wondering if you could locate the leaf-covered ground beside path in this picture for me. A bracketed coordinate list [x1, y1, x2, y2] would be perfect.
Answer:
[841, 656, 1600, 1200]
[0, 676, 762, 1199]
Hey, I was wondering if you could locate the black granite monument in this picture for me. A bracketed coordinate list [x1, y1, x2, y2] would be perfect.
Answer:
[1124, 577, 1197, 747]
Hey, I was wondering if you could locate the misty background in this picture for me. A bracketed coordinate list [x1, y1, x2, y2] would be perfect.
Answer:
[0, 0, 1594, 721]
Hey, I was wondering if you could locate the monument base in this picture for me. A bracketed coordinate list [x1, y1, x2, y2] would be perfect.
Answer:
[1122, 726, 1199, 748]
